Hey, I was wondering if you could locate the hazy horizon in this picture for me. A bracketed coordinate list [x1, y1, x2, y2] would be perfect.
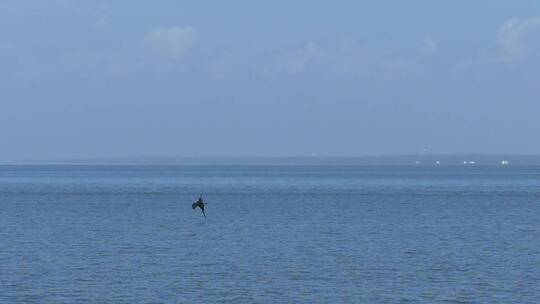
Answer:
[2, 1, 540, 159]
[4, 153, 540, 166]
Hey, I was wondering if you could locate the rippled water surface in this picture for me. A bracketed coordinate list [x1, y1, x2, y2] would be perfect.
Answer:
[0, 165, 539, 303]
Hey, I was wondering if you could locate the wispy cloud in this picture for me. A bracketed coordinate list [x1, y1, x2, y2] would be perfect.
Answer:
[93, 4, 110, 29]
[497, 17, 540, 62]
[285, 41, 324, 74]
[419, 37, 438, 58]
[143, 26, 199, 59]
[270, 37, 435, 81]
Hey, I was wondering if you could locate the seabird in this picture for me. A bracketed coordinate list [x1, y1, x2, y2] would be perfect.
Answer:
[192, 196, 206, 218]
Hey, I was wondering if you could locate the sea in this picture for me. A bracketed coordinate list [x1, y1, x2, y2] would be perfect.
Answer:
[0, 165, 538, 303]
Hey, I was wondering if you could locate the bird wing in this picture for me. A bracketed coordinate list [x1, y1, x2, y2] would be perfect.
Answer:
[192, 202, 198, 210]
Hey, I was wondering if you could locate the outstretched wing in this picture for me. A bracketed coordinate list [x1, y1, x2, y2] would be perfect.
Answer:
[192, 202, 199, 210]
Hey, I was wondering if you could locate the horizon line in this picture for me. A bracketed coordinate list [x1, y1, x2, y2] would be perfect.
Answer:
[2, 153, 540, 166]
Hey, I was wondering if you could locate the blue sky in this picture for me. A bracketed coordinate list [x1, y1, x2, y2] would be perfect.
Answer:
[1, 1, 540, 160]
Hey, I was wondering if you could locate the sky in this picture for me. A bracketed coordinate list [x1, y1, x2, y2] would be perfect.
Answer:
[1, 0, 540, 160]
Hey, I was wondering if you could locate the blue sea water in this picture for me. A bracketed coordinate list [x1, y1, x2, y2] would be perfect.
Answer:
[0, 165, 539, 303]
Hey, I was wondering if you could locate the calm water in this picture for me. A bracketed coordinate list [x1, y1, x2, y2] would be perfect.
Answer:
[0, 165, 539, 303]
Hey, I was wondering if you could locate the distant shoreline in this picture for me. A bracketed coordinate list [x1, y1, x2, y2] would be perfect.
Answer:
[2, 154, 540, 166]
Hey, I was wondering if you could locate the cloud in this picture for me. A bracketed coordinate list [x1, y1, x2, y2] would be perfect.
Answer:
[331, 38, 373, 77]
[285, 41, 324, 74]
[497, 17, 540, 62]
[143, 26, 199, 59]
[270, 38, 431, 80]
[93, 4, 110, 29]
[93, 4, 111, 30]
[419, 37, 438, 58]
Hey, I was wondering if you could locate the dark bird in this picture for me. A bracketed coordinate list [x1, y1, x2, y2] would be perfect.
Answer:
[192, 196, 206, 218]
